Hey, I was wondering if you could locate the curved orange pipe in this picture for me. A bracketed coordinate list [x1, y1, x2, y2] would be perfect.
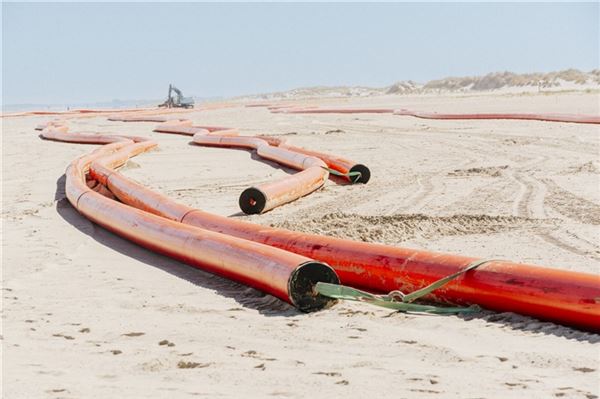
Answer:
[93, 158, 600, 331]
[268, 106, 600, 124]
[113, 117, 369, 212]
[153, 121, 370, 184]
[153, 121, 239, 136]
[192, 133, 329, 214]
[271, 107, 600, 124]
[2, 107, 165, 118]
[38, 122, 149, 144]
[45, 129, 340, 312]
[393, 109, 600, 124]
[274, 107, 395, 114]
[256, 135, 370, 184]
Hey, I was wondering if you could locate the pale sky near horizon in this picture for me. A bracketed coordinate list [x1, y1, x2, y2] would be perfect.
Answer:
[2, 2, 598, 105]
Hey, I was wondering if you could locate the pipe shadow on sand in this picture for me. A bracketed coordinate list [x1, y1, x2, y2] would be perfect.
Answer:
[54, 174, 299, 317]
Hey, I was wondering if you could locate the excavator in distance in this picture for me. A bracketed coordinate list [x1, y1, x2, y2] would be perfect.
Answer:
[158, 84, 195, 109]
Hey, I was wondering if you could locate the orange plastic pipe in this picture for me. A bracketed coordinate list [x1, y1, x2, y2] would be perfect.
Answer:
[393, 109, 600, 124]
[269, 106, 600, 124]
[275, 107, 395, 114]
[192, 134, 329, 214]
[111, 118, 330, 214]
[1, 107, 158, 118]
[245, 103, 274, 108]
[95, 162, 600, 331]
[39, 123, 149, 145]
[108, 115, 171, 123]
[135, 118, 368, 186]
[54, 135, 340, 311]
[256, 135, 371, 184]
[153, 121, 239, 136]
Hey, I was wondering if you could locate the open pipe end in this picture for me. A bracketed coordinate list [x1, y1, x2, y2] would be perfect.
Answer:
[350, 164, 371, 184]
[288, 262, 340, 312]
[239, 187, 267, 214]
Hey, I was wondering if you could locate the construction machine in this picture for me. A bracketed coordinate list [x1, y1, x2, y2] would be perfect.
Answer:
[158, 84, 195, 108]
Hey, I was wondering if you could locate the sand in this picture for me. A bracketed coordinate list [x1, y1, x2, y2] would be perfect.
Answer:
[2, 90, 599, 398]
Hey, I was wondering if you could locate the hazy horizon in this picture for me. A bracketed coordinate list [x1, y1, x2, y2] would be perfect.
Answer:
[3, 3, 598, 107]
[3, 66, 598, 111]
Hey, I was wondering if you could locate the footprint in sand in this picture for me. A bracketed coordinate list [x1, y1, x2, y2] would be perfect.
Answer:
[396, 339, 417, 345]
[177, 361, 211, 369]
[505, 382, 528, 389]
[122, 332, 145, 337]
[241, 350, 277, 361]
[410, 389, 441, 394]
[313, 371, 342, 377]
[52, 333, 75, 340]
[572, 367, 595, 373]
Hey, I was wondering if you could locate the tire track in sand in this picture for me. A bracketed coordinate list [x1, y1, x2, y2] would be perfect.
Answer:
[509, 167, 600, 261]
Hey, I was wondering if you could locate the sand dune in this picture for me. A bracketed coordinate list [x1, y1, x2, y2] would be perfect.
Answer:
[238, 69, 600, 100]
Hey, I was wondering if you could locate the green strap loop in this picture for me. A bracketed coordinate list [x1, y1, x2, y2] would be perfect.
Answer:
[315, 283, 479, 314]
[315, 258, 498, 314]
[321, 167, 361, 183]
[400, 258, 498, 303]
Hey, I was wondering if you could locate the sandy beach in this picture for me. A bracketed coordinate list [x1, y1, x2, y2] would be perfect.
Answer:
[2, 90, 599, 398]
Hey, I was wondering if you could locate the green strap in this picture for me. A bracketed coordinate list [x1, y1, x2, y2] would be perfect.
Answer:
[401, 258, 497, 303]
[315, 283, 479, 314]
[315, 258, 498, 314]
[321, 166, 361, 183]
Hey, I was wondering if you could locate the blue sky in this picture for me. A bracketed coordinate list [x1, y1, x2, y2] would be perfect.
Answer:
[2, 2, 598, 105]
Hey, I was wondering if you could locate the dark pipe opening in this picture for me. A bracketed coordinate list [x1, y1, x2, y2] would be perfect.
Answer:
[239, 187, 267, 214]
[350, 164, 371, 184]
[288, 262, 340, 312]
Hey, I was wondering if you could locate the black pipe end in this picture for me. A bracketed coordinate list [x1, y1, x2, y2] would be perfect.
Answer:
[350, 164, 371, 184]
[288, 262, 340, 312]
[239, 187, 267, 214]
